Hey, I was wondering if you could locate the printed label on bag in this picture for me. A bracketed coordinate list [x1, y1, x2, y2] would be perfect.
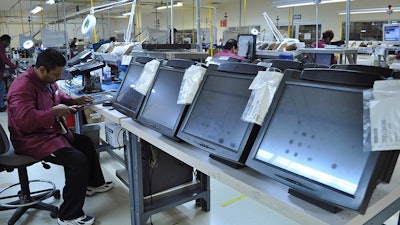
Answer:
[370, 97, 400, 151]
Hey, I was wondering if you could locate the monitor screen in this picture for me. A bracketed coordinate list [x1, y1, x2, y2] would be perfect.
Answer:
[177, 63, 264, 167]
[67, 50, 92, 66]
[237, 34, 257, 61]
[314, 53, 333, 66]
[246, 71, 395, 213]
[383, 24, 400, 45]
[137, 66, 189, 139]
[113, 61, 156, 120]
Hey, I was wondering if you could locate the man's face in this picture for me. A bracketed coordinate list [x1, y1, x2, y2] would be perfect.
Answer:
[3, 40, 10, 48]
[232, 46, 238, 54]
[40, 66, 65, 83]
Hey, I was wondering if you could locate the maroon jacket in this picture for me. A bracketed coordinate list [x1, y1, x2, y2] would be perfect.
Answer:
[0, 42, 17, 80]
[214, 49, 246, 61]
[7, 67, 74, 159]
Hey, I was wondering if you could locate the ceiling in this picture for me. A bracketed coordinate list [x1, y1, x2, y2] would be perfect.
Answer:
[0, 0, 229, 24]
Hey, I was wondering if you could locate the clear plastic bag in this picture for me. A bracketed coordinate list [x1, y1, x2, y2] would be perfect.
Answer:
[241, 69, 283, 125]
[134, 59, 161, 95]
[363, 79, 400, 151]
[177, 65, 206, 105]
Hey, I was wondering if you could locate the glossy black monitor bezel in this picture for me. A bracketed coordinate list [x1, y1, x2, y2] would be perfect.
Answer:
[137, 65, 189, 139]
[177, 68, 259, 165]
[245, 72, 391, 214]
[112, 61, 156, 120]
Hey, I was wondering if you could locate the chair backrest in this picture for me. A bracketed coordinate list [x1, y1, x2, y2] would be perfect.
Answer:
[0, 124, 10, 155]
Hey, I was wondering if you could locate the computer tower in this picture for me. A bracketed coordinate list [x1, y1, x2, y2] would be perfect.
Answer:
[139, 140, 194, 196]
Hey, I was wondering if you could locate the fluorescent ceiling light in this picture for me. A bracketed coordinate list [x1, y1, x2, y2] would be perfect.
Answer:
[45, 0, 56, 4]
[338, 7, 400, 15]
[30, 5, 43, 14]
[272, 0, 348, 8]
[92, 0, 131, 13]
[157, 2, 183, 10]
[122, 12, 131, 16]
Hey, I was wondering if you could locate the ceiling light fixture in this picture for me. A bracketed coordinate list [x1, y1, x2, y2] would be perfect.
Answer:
[157, 2, 183, 10]
[338, 7, 400, 15]
[92, 0, 131, 13]
[272, 0, 348, 8]
[30, 5, 43, 14]
[45, 0, 56, 4]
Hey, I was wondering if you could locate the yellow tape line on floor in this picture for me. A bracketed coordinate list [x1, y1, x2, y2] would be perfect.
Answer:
[220, 194, 247, 207]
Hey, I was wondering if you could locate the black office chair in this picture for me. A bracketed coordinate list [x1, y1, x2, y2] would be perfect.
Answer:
[0, 124, 60, 225]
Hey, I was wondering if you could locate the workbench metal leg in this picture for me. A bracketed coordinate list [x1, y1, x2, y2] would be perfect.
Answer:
[126, 133, 211, 225]
[398, 211, 400, 225]
[364, 197, 400, 225]
[126, 133, 138, 225]
[126, 133, 149, 225]
[198, 170, 211, 211]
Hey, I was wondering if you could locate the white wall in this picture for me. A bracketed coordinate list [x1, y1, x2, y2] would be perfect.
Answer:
[2, 0, 400, 48]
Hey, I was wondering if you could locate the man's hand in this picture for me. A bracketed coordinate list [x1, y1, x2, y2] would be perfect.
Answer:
[53, 104, 72, 117]
[73, 95, 94, 105]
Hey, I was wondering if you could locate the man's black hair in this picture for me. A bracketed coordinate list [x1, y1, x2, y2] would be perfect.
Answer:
[0, 35, 11, 42]
[35, 49, 66, 72]
[224, 39, 238, 50]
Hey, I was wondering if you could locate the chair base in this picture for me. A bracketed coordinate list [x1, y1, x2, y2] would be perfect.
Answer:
[0, 177, 60, 225]
[1, 201, 59, 225]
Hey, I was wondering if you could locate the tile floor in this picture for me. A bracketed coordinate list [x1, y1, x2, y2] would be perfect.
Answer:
[1, 55, 400, 225]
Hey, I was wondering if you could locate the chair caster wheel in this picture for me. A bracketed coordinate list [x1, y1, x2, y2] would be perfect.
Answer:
[53, 190, 61, 199]
[50, 209, 59, 218]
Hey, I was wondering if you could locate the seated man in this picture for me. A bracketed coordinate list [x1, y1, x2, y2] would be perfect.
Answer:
[214, 39, 246, 61]
[7, 49, 113, 225]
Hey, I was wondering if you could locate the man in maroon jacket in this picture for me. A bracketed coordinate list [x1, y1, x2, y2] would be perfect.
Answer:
[7, 49, 113, 225]
[0, 34, 18, 112]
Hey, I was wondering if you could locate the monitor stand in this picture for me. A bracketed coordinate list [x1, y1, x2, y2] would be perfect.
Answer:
[288, 188, 343, 214]
[209, 154, 245, 169]
[80, 73, 102, 94]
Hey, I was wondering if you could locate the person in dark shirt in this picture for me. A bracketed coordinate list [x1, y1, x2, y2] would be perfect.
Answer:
[69, 37, 77, 58]
[7, 49, 113, 225]
[0, 34, 18, 112]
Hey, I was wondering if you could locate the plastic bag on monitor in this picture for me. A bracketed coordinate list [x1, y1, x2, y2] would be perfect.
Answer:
[363, 79, 400, 151]
[177, 65, 206, 105]
[134, 59, 161, 95]
[241, 69, 283, 125]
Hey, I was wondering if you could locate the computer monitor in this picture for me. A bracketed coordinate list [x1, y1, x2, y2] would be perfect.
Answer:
[137, 58, 195, 139]
[208, 56, 242, 70]
[67, 50, 92, 66]
[112, 56, 158, 120]
[237, 34, 257, 61]
[314, 53, 333, 66]
[177, 62, 265, 168]
[269, 59, 303, 72]
[330, 64, 393, 78]
[383, 24, 400, 46]
[245, 69, 397, 214]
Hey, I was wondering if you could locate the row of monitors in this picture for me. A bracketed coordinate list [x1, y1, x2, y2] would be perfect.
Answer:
[112, 56, 398, 215]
